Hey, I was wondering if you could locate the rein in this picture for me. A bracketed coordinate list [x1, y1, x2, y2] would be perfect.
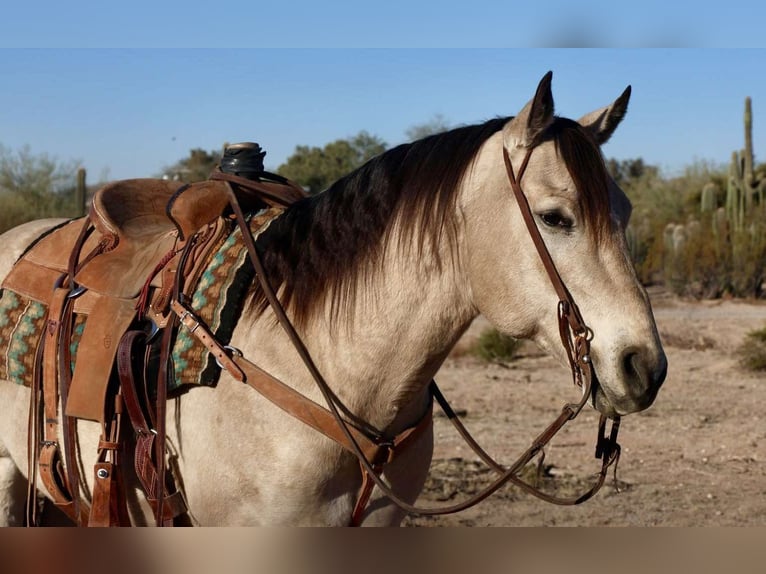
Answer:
[191, 145, 622, 523]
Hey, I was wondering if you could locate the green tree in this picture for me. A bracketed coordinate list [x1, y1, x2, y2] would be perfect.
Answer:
[606, 157, 661, 186]
[0, 144, 81, 207]
[405, 114, 451, 141]
[0, 144, 82, 230]
[162, 147, 221, 183]
[277, 131, 386, 194]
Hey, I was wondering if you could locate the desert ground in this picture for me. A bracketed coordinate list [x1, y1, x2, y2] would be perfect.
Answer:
[403, 287, 766, 526]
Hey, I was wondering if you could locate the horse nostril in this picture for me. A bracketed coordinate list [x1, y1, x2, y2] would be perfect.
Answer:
[622, 351, 641, 381]
[622, 348, 667, 389]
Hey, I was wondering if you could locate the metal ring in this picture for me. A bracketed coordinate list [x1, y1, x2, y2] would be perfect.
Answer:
[53, 273, 67, 289]
[67, 284, 87, 299]
[144, 319, 160, 343]
[215, 345, 243, 369]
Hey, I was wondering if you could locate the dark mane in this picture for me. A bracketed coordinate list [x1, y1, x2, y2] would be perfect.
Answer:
[546, 117, 612, 242]
[248, 115, 612, 329]
[249, 117, 509, 328]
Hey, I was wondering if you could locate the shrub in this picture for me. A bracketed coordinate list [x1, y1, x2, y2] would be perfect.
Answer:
[737, 326, 766, 370]
[472, 328, 521, 364]
[0, 144, 85, 232]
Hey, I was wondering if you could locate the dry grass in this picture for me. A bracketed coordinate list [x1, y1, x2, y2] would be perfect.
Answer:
[471, 328, 521, 365]
[737, 325, 766, 370]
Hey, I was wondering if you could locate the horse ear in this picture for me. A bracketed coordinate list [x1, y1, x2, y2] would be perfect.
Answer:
[578, 85, 631, 145]
[504, 71, 555, 149]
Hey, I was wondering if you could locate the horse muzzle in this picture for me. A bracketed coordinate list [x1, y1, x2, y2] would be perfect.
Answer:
[592, 347, 667, 417]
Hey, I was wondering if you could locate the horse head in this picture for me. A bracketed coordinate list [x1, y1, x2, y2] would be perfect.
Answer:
[461, 72, 667, 417]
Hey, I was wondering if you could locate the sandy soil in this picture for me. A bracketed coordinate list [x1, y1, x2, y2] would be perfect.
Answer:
[404, 288, 766, 526]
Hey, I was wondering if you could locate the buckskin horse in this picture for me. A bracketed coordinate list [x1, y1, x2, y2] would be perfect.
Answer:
[0, 72, 666, 526]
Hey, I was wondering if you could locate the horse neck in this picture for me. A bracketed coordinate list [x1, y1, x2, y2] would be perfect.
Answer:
[332, 227, 478, 431]
[243, 211, 477, 436]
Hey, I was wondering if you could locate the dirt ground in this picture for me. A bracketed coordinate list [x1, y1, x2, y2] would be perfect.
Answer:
[403, 287, 766, 526]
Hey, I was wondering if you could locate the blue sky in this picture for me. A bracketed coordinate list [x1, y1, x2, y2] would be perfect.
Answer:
[2, 2, 764, 48]
[1, 49, 764, 182]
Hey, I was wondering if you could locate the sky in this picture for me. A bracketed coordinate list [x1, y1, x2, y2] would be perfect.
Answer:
[2, 2, 764, 49]
[1, 4, 765, 184]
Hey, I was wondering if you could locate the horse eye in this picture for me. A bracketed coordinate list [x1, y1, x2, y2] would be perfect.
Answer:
[540, 211, 573, 229]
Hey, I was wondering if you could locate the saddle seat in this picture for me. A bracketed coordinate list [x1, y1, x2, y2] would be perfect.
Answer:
[94, 177, 239, 242]
[17, 178, 239, 300]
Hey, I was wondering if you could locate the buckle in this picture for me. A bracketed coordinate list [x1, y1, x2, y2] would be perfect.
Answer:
[178, 309, 200, 333]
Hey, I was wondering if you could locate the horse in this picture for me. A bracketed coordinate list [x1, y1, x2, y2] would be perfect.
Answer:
[0, 72, 667, 526]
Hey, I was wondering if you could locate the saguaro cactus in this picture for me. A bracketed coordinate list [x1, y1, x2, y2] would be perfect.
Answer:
[726, 97, 765, 230]
[726, 150, 745, 231]
[749, 96, 766, 207]
[669, 96, 766, 297]
[700, 182, 717, 213]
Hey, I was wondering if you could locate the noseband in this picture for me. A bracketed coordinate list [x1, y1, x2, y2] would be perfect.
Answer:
[176, 144, 622, 524]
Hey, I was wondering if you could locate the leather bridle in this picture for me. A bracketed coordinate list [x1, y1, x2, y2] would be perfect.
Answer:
[177, 144, 623, 524]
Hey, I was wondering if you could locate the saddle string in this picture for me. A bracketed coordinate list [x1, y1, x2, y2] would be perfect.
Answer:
[212, 148, 621, 519]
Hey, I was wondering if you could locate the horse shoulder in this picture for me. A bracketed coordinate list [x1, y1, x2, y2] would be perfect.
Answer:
[0, 218, 69, 281]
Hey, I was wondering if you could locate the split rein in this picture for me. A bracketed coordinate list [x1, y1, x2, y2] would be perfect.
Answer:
[199, 148, 622, 523]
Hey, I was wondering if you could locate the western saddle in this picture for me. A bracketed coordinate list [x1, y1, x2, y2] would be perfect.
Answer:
[3, 143, 307, 526]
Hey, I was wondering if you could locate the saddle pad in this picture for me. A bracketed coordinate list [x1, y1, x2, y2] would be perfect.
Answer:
[170, 207, 281, 390]
[0, 290, 87, 387]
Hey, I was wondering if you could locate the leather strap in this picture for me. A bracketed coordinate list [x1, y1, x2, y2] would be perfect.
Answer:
[37, 285, 91, 524]
[349, 406, 434, 526]
[42, 287, 68, 446]
[171, 300, 397, 464]
[503, 147, 591, 348]
[208, 170, 307, 208]
[117, 329, 189, 526]
[88, 392, 130, 526]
